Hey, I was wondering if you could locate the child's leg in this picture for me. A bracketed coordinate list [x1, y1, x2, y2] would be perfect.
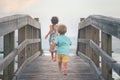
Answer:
[58, 62, 62, 72]
[51, 52, 54, 60]
[49, 43, 54, 61]
[63, 62, 68, 75]
[62, 55, 69, 75]
[53, 51, 57, 61]
[58, 55, 62, 71]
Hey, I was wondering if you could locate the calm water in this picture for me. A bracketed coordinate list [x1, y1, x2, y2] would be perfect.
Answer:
[0, 36, 120, 79]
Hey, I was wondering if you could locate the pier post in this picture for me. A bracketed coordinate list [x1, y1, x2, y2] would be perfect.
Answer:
[3, 31, 15, 80]
[91, 26, 99, 67]
[18, 27, 26, 67]
[101, 32, 113, 80]
[79, 28, 86, 54]
[25, 26, 33, 58]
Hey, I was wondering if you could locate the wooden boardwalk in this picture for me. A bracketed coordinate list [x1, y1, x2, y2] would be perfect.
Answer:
[17, 54, 99, 80]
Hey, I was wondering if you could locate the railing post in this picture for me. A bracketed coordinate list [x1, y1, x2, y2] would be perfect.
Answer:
[101, 32, 113, 80]
[18, 27, 26, 67]
[32, 27, 39, 54]
[76, 22, 81, 55]
[38, 26, 42, 54]
[91, 26, 99, 67]
[85, 26, 92, 58]
[3, 31, 15, 80]
[25, 26, 33, 58]
[79, 18, 86, 54]
[76, 29, 80, 55]
[34, 18, 43, 54]
[85, 26, 99, 67]
[79, 28, 86, 54]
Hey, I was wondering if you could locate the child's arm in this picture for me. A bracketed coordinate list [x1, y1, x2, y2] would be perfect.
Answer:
[45, 25, 53, 39]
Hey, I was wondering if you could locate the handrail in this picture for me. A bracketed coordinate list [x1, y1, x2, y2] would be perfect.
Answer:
[0, 39, 40, 72]
[79, 15, 120, 39]
[79, 39, 120, 76]
[0, 14, 41, 80]
[0, 14, 40, 37]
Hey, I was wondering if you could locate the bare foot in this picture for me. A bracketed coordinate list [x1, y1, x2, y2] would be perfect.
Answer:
[64, 73, 67, 76]
[64, 70, 67, 76]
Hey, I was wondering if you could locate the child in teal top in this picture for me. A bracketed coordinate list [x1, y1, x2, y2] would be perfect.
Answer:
[55, 35, 71, 55]
[50, 24, 71, 75]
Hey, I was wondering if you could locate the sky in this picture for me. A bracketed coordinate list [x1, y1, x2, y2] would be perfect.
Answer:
[0, 0, 120, 37]
[1, 0, 120, 49]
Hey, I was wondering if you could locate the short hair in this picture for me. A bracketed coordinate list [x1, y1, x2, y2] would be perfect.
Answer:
[51, 16, 59, 24]
[58, 24, 67, 34]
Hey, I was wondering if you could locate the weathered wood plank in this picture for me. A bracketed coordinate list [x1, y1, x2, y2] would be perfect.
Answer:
[79, 39, 120, 76]
[13, 51, 41, 80]
[17, 55, 99, 80]
[0, 14, 40, 37]
[0, 39, 40, 72]
[79, 15, 120, 39]
[91, 26, 99, 67]
[3, 31, 15, 80]
[78, 52, 104, 80]
[101, 32, 113, 80]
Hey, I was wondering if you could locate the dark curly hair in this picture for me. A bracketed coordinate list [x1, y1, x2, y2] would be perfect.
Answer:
[51, 16, 59, 24]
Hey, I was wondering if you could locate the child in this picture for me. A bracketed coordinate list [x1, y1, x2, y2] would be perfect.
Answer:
[50, 24, 72, 75]
[45, 16, 59, 61]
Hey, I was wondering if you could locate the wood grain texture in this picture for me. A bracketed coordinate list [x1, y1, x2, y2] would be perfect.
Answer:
[17, 55, 99, 80]
[79, 15, 120, 39]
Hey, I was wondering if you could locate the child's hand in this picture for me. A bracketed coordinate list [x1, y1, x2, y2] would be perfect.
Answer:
[45, 35, 48, 39]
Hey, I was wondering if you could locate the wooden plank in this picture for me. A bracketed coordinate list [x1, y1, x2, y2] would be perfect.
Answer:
[85, 26, 92, 58]
[17, 55, 99, 80]
[78, 39, 120, 76]
[32, 28, 38, 54]
[38, 28, 42, 53]
[79, 39, 116, 64]
[78, 51, 104, 80]
[0, 15, 40, 37]
[79, 15, 120, 39]
[26, 26, 33, 58]
[18, 27, 26, 68]
[0, 38, 41, 72]
[101, 32, 113, 80]
[0, 50, 17, 72]
[76, 29, 80, 55]
[13, 51, 40, 80]
[79, 28, 86, 54]
[80, 26, 99, 67]
[91, 26, 99, 67]
[3, 31, 15, 80]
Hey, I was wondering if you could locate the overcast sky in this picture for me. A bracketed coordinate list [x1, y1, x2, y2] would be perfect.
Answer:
[0, 0, 120, 38]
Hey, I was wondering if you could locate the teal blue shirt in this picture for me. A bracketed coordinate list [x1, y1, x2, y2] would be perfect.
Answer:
[55, 35, 72, 55]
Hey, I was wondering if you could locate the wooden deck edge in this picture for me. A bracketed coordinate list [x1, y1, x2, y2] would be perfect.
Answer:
[78, 51, 105, 80]
[12, 51, 41, 80]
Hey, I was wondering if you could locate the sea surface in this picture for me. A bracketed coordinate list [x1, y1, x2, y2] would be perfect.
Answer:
[0, 36, 120, 79]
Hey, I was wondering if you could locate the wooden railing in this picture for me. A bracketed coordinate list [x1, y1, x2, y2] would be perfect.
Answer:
[77, 15, 120, 80]
[0, 15, 42, 80]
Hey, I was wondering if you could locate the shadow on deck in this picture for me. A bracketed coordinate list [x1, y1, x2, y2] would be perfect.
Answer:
[17, 52, 99, 80]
